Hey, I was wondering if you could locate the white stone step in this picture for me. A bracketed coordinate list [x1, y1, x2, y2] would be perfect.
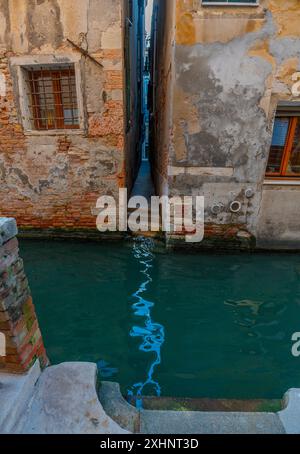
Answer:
[140, 410, 284, 435]
[19, 363, 129, 434]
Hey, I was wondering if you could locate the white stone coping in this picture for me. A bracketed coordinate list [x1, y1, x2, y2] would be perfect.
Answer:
[0, 218, 18, 246]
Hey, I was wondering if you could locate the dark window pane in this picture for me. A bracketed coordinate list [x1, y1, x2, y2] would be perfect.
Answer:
[271, 117, 289, 147]
[61, 75, 79, 125]
[266, 117, 290, 174]
[36, 78, 56, 129]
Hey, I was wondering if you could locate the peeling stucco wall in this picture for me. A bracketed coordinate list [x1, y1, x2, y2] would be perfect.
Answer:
[0, 0, 131, 231]
[151, 0, 300, 249]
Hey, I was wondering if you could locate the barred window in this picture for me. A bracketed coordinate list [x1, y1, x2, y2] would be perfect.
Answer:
[25, 65, 79, 130]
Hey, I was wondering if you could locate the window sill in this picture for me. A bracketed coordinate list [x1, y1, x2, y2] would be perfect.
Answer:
[264, 179, 300, 186]
[202, 2, 259, 6]
[24, 129, 85, 137]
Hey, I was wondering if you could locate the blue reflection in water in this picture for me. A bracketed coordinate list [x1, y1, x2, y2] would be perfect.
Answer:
[97, 359, 118, 379]
[127, 237, 165, 409]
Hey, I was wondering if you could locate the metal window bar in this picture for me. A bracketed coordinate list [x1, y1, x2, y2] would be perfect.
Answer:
[26, 65, 79, 130]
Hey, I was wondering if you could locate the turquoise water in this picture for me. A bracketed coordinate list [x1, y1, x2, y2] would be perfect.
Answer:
[20, 239, 300, 400]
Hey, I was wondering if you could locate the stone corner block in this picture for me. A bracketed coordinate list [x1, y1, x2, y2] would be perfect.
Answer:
[0, 218, 18, 246]
[21, 362, 130, 434]
[99, 381, 139, 433]
[278, 388, 300, 434]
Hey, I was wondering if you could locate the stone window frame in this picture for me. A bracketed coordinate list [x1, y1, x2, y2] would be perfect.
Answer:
[10, 54, 86, 135]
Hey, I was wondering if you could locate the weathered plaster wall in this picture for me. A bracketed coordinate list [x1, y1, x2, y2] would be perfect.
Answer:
[257, 184, 300, 249]
[152, 0, 300, 248]
[0, 0, 128, 231]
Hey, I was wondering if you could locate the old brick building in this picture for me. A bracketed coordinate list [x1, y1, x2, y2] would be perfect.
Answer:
[150, 0, 300, 249]
[0, 0, 145, 235]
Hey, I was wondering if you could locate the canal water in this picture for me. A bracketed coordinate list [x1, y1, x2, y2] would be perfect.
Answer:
[20, 239, 300, 400]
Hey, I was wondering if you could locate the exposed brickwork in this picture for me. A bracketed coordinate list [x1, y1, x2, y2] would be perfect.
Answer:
[167, 224, 255, 250]
[88, 100, 124, 150]
[0, 55, 26, 154]
[0, 218, 48, 373]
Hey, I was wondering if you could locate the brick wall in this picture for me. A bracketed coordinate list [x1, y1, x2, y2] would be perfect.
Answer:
[0, 218, 48, 373]
[167, 223, 255, 250]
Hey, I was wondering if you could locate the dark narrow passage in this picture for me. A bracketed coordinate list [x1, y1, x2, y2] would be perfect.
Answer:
[131, 160, 154, 201]
[130, 0, 155, 200]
